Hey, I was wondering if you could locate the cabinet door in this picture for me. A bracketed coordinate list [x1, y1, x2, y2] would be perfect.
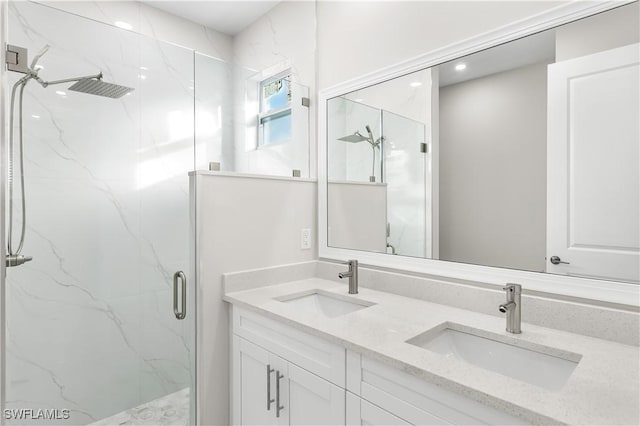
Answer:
[235, 337, 279, 425]
[286, 363, 345, 425]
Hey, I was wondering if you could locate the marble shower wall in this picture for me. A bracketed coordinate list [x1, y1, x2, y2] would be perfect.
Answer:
[231, 0, 316, 177]
[36, 1, 233, 62]
[195, 53, 234, 172]
[6, 2, 194, 424]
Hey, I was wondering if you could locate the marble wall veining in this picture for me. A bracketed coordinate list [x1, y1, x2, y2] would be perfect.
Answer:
[231, 0, 316, 178]
[5, 2, 195, 423]
[37, 1, 317, 180]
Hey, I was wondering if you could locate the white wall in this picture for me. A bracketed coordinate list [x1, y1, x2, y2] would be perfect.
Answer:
[37, 0, 233, 61]
[439, 63, 548, 272]
[555, 1, 639, 61]
[328, 181, 387, 252]
[316, 1, 568, 90]
[192, 172, 317, 426]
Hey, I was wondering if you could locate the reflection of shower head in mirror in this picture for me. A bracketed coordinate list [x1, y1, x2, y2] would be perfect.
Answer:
[337, 124, 381, 183]
[337, 131, 368, 143]
[337, 125, 381, 150]
[365, 125, 374, 142]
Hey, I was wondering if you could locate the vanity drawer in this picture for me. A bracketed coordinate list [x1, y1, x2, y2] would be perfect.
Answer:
[347, 352, 528, 425]
[232, 307, 345, 387]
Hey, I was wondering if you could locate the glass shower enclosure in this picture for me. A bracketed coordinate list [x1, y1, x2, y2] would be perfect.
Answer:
[2, 2, 196, 424]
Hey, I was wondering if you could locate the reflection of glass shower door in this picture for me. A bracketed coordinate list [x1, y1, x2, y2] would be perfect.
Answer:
[5, 2, 195, 425]
[382, 111, 428, 258]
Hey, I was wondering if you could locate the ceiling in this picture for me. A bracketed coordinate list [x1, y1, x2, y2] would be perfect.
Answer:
[141, 1, 281, 35]
[438, 30, 557, 87]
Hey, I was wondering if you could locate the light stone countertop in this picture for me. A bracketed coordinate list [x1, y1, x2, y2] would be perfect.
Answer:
[224, 278, 640, 426]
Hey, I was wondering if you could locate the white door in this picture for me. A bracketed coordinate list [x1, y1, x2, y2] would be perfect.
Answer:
[235, 337, 279, 425]
[286, 363, 345, 425]
[547, 43, 639, 283]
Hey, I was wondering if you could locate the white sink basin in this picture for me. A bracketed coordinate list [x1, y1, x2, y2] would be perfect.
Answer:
[277, 290, 374, 318]
[407, 323, 581, 390]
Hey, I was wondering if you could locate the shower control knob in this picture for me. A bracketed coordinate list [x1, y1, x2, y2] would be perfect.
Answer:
[550, 255, 569, 265]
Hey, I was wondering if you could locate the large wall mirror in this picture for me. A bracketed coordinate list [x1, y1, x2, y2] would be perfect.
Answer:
[323, 2, 639, 291]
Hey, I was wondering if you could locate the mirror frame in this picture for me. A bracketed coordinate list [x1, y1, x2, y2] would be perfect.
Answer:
[318, 0, 639, 308]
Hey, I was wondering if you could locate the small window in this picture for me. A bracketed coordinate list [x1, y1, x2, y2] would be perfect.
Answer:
[259, 72, 292, 146]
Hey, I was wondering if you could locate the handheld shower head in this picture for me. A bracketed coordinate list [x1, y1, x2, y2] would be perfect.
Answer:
[365, 125, 374, 142]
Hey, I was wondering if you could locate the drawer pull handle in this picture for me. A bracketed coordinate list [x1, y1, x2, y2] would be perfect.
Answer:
[276, 370, 285, 418]
[266, 364, 275, 410]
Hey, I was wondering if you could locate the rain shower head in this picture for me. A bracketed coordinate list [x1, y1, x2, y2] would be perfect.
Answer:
[337, 131, 368, 143]
[68, 78, 134, 99]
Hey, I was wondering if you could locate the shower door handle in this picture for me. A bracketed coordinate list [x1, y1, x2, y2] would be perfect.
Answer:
[173, 271, 186, 320]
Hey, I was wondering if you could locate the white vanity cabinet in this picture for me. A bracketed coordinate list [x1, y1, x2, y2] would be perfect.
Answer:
[232, 308, 346, 425]
[231, 307, 528, 426]
[234, 336, 345, 425]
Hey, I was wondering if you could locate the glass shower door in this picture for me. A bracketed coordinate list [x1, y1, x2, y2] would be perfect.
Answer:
[5, 2, 196, 424]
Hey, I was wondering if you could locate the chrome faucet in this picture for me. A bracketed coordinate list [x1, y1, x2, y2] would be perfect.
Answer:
[338, 259, 358, 294]
[498, 283, 522, 334]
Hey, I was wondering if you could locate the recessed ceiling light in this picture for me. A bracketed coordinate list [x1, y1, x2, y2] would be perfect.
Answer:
[138, 74, 147, 80]
[114, 21, 133, 30]
[455, 63, 467, 71]
[55, 91, 66, 96]
[31, 114, 40, 119]
[410, 82, 422, 87]
[140, 66, 148, 71]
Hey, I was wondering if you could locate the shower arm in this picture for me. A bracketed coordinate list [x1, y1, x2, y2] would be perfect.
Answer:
[34, 72, 103, 88]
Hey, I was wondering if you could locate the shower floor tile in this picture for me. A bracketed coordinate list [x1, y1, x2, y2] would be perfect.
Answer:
[90, 388, 189, 425]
